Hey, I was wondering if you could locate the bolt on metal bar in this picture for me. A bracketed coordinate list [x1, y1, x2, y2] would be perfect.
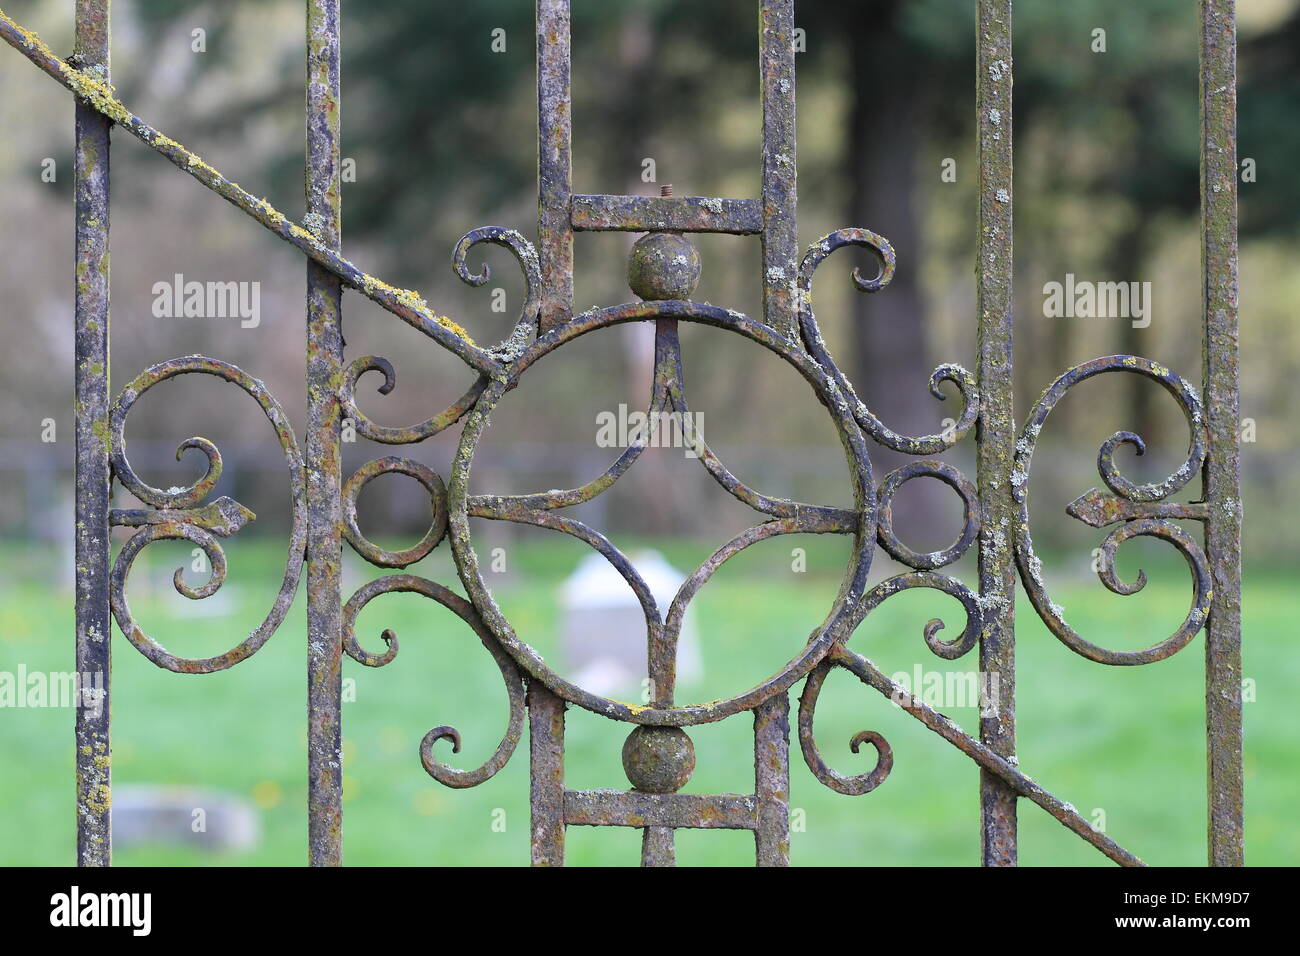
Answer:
[73, 0, 112, 868]
[537, 0, 573, 334]
[759, 0, 797, 339]
[975, 0, 1018, 866]
[1198, 0, 1244, 867]
[305, 0, 344, 867]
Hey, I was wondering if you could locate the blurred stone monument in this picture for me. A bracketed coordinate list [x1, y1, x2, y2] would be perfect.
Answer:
[112, 784, 260, 854]
[560, 550, 702, 698]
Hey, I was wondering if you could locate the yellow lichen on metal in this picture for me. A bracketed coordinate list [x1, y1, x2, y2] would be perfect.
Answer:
[1, 8, 484, 356]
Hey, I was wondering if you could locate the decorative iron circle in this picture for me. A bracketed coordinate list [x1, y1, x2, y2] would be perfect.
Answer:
[342, 455, 448, 568]
[446, 300, 875, 726]
[875, 459, 980, 570]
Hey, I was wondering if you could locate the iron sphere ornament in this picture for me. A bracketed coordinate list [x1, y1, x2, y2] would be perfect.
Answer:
[627, 231, 702, 301]
[622, 725, 696, 793]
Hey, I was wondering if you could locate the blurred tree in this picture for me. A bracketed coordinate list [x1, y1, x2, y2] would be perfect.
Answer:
[5, 0, 1296, 545]
[125, 0, 1300, 540]
[1239, 3, 1300, 237]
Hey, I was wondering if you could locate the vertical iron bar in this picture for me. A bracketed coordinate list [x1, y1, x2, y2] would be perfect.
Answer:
[640, 826, 676, 866]
[306, 0, 344, 867]
[529, 681, 566, 866]
[73, 0, 112, 868]
[537, 0, 573, 334]
[759, 0, 797, 340]
[1199, 0, 1243, 867]
[753, 694, 791, 866]
[975, 0, 1017, 866]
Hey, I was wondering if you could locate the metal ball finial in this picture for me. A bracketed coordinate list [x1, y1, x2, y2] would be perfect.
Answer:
[622, 726, 695, 793]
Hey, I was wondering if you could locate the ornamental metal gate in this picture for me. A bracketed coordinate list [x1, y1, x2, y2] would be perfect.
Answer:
[0, 0, 1242, 867]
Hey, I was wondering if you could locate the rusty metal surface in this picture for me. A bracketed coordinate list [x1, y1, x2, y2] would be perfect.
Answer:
[975, 0, 1019, 867]
[760, 0, 798, 339]
[106, 358, 306, 675]
[537, 0, 573, 334]
[753, 695, 791, 866]
[1013, 356, 1212, 667]
[72, 0, 112, 868]
[528, 682, 565, 866]
[572, 194, 764, 234]
[564, 791, 757, 829]
[0, 0, 1244, 867]
[1200, 0, 1244, 868]
[342, 574, 525, 788]
[305, 0, 344, 867]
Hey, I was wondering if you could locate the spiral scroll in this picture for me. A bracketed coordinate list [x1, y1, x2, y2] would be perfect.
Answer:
[337, 227, 541, 444]
[798, 659, 893, 795]
[797, 228, 979, 455]
[854, 571, 984, 662]
[108, 356, 306, 674]
[1013, 355, 1211, 665]
[342, 574, 525, 788]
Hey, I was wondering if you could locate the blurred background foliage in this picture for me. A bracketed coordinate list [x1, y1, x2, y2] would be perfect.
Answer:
[0, 0, 1295, 865]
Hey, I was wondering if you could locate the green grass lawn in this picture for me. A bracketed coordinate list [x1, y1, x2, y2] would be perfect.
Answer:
[0, 533, 1292, 866]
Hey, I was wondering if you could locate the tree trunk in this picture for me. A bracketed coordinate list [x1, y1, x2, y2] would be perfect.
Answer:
[846, 4, 944, 547]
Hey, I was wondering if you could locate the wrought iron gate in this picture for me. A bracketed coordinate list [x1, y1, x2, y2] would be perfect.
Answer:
[0, 0, 1242, 866]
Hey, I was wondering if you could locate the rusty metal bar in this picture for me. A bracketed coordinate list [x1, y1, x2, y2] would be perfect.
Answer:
[0, 11, 494, 374]
[571, 195, 763, 234]
[975, 0, 1018, 866]
[0, 0, 1240, 870]
[759, 0, 797, 338]
[1199, 0, 1244, 867]
[640, 827, 676, 866]
[753, 694, 790, 866]
[529, 681, 566, 865]
[537, 0, 573, 333]
[829, 645, 1144, 867]
[564, 791, 758, 829]
[73, 0, 112, 868]
[305, 0, 344, 867]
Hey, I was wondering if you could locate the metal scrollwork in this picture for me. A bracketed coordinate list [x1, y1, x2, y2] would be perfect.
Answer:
[798, 659, 893, 796]
[1013, 355, 1211, 665]
[0, 0, 1243, 868]
[342, 456, 448, 568]
[342, 574, 525, 789]
[798, 228, 979, 455]
[856, 571, 984, 662]
[449, 301, 876, 726]
[339, 356, 487, 446]
[876, 459, 980, 570]
[451, 225, 542, 354]
[108, 356, 306, 674]
[336, 227, 541, 445]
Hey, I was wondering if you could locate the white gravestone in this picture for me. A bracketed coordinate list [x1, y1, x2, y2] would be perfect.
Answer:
[560, 550, 703, 699]
[112, 784, 259, 854]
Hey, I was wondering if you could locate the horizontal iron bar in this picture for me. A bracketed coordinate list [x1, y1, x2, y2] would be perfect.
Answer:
[0, 10, 497, 376]
[571, 195, 763, 234]
[564, 789, 758, 829]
